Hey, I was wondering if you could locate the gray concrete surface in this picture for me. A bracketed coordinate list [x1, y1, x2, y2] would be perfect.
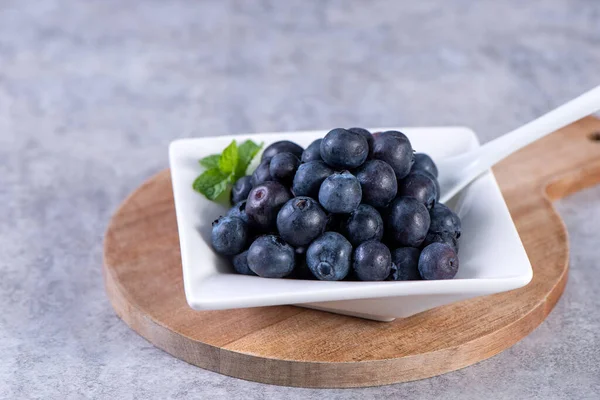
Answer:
[1, 1, 599, 399]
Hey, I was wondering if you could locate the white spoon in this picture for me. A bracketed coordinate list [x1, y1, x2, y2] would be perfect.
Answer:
[437, 85, 600, 203]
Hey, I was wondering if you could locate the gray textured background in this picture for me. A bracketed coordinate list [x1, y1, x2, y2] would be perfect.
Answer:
[1, 1, 600, 399]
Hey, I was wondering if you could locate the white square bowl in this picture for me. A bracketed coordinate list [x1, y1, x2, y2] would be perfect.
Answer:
[169, 127, 533, 321]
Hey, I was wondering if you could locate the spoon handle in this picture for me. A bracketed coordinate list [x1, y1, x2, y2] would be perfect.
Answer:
[439, 85, 600, 203]
[475, 84, 600, 171]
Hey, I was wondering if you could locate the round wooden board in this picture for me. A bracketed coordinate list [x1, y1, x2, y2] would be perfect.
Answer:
[103, 117, 600, 388]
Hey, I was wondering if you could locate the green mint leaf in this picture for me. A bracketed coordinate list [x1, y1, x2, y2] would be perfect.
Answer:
[192, 168, 229, 200]
[235, 140, 263, 178]
[199, 154, 221, 169]
[218, 140, 238, 174]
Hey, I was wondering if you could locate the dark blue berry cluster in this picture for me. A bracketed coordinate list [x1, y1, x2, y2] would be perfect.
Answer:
[211, 128, 460, 281]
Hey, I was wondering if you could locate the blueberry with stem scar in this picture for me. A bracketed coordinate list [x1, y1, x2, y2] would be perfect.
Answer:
[419, 242, 459, 280]
[277, 197, 327, 247]
[245, 181, 292, 231]
[306, 232, 352, 281]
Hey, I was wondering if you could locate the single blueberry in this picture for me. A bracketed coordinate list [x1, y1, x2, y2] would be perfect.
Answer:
[390, 247, 421, 280]
[422, 231, 459, 254]
[348, 127, 374, 152]
[230, 175, 253, 205]
[301, 139, 323, 163]
[344, 204, 384, 246]
[353, 240, 392, 281]
[429, 203, 461, 236]
[251, 159, 273, 186]
[398, 172, 438, 209]
[318, 171, 362, 213]
[320, 128, 369, 169]
[412, 153, 438, 178]
[387, 196, 430, 247]
[276, 197, 327, 247]
[418, 242, 459, 280]
[245, 181, 292, 231]
[232, 250, 256, 275]
[211, 216, 248, 256]
[247, 235, 295, 278]
[269, 152, 300, 186]
[226, 200, 249, 224]
[306, 232, 352, 281]
[355, 159, 398, 208]
[261, 140, 304, 161]
[371, 131, 414, 179]
[292, 160, 334, 198]
[411, 169, 440, 201]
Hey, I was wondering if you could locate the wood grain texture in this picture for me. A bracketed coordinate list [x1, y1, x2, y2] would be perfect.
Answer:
[103, 117, 600, 388]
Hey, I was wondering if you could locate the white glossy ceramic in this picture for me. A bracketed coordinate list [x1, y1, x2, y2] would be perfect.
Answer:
[169, 127, 533, 321]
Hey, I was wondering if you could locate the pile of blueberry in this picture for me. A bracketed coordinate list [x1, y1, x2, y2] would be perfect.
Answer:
[211, 128, 461, 281]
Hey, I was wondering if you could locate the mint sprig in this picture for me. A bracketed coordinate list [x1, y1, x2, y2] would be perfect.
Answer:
[194, 139, 263, 200]
[236, 140, 262, 178]
[198, 155, 220, 169]
[192, 168, 228, 200]
[218, 141, 238, 174]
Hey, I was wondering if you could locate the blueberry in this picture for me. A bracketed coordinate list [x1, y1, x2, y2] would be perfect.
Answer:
[387, 197, 430, 247]
[422, 231, 459, 254]
[318, 171, 362, 213]
[245, 181, 292, 231]
[429, 203, 461, 236]
[412, 153, 438, 178]
[306, 232, 352, 281]
[344, 204, 384, 246]
[348, 127, 373, 152]
[353, 240, 392, 281]
[371, 131, 414, 179]
[261, 140, 304, 161]
[422, 204, 460, 252]
[226, 200, 249, 224]
[269, 152, 300, 186]
[412, 169, 440, 201]
[320, 128, 369, 169]
[301, 139, 323, 163]
[355, 160, 397, 208]
[390, 247, 421, 280]
[251, 159, 273, 186]
[276, 197, 327, 247]
[247, 235, 295, 278]
[418, 242, 459, 280]
[398, 172, 437, 209]
[232, 250, 256, 275]
[230, 176, 253, 205]
[211, 216, 248, 255]
[292, 160, 334, 198]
